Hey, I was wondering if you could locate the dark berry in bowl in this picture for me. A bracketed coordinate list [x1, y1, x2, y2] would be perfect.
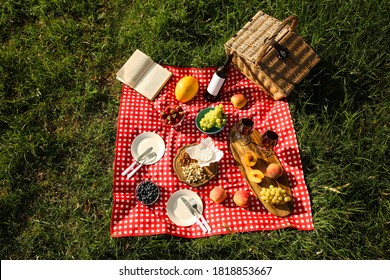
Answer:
[135, 181, 160, 205]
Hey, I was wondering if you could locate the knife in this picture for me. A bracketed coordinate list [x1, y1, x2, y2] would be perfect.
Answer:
[188, 197, 212, 233]
[126, 151, 157, 179]
[180, 197, 207, 233]
[121, 147, 153, 176]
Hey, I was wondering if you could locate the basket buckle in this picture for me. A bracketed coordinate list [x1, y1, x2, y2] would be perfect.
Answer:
[270, 39, 289, 59]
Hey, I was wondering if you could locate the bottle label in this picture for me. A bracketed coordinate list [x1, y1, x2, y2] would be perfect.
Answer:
[207, 73, 225, 96]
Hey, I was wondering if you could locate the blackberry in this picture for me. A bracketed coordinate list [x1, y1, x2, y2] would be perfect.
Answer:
[135, 181, 160, 205]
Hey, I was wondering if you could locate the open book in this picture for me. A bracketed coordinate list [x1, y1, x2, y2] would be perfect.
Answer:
[116, 49, 172, 101]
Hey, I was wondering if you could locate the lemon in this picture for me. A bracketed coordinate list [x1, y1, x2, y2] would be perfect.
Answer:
[175, 76, 199, 103]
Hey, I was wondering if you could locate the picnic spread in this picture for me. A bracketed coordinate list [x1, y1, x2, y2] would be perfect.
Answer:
[110, 11, 318, 238]
[110, 65, 314, 238]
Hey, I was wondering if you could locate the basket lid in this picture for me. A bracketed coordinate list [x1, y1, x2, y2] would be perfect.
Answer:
[225, 11, 292, 64]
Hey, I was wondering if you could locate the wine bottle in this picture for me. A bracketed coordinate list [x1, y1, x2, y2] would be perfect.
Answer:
[204, 54, 233, 102]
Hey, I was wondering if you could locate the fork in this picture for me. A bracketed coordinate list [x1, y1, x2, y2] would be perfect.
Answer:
[126, 152, 157, 179]
[189, 198, 212, 233]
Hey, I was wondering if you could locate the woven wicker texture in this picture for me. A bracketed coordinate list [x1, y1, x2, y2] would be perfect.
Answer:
[225, 11, 320, 100]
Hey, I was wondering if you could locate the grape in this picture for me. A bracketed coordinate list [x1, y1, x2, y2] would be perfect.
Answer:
[260, 185, 292, 205]
[199, 104, 227, 131]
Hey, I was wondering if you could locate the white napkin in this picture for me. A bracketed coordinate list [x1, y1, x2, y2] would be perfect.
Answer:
[185, 138, 223, 167]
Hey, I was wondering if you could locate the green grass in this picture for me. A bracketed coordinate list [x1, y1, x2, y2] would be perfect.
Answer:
[1, 0, 389, 260]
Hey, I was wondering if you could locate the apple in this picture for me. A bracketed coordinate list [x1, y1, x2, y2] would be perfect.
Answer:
[210, 186, 227, 204]
[230, 93, 248, 109]
[233, 190, 251, 208]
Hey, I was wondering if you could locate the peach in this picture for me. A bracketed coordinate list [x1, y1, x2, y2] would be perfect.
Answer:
[231, 93, 248, 109]
[248, 169, 264, 183]
[233, 190, 251, 208]
[242, 151, 258, 167]
[266, 163, 284, 178]
[210, 186, 227, 204]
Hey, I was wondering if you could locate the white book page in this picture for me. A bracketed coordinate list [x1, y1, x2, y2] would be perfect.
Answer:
[116, 49, 153, 88]
[134, 63, 172, 100]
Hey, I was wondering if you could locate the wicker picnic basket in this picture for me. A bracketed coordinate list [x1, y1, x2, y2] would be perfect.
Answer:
[225, 11, 320, 100]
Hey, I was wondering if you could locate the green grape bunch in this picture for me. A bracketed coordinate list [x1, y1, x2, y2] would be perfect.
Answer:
[199, 104, 227, 131]
[260, 185, 292, 205]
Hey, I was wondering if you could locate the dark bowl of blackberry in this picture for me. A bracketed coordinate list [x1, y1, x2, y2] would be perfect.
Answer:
[135, 181, 160, 205]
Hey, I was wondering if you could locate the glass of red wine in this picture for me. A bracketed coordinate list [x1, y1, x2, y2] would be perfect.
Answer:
[235, 118, 254, 145]
[258, 130, 279, 157]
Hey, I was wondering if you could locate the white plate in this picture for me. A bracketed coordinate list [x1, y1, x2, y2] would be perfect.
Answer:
[131, 132, 165, 165]
[166, 189, 203, 227]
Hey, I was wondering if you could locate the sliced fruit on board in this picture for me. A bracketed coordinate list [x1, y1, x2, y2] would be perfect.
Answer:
[229, 125, 294, 217]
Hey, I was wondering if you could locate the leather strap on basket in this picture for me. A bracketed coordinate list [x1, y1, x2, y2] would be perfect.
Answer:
[255, 15, 299, 64]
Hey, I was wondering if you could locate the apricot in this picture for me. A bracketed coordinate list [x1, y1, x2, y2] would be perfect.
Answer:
[231, 93, 248, 109]
[242, 151, 258, 167]
[210, 186, 227, 204]
[233, 190, 251, 208]
[266, 163, 284, 178]
[248, 169, 264, 183]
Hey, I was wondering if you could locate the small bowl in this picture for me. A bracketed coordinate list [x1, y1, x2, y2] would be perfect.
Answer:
[195, 107, 227, 135]
[160, 105, 186, 127]
[135, 181, 160, 205]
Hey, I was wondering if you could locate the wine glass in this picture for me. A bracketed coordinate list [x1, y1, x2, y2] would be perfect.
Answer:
[259, 130, 278, 157]
[235, 118, 254, 145]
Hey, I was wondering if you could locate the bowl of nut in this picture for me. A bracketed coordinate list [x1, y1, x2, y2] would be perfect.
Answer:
[173, 144, 218, 188]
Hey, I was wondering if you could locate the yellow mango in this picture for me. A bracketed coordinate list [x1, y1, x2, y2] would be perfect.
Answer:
[175, 76, 199, 103]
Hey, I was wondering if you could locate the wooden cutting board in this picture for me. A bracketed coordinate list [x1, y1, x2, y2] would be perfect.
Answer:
[173, 144, 218, 188]
[229, 125, 294, 217]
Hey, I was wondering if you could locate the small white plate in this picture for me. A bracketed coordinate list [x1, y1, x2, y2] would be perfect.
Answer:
[131, 132, 165, 165]
[166, 189, 203, 227]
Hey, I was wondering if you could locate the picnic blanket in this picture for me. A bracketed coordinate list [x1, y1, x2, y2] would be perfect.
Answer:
[110, 65, 314, 238]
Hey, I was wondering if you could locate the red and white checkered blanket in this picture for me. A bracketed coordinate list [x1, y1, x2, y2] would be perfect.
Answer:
[110, 65, 314, 238]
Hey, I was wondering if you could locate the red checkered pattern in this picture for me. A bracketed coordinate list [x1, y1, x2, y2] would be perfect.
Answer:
[110, 66, 314, 238]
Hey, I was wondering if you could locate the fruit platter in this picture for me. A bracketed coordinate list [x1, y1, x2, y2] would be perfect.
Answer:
[173, 144, 218, 188]
[229, 125, 294, 217]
